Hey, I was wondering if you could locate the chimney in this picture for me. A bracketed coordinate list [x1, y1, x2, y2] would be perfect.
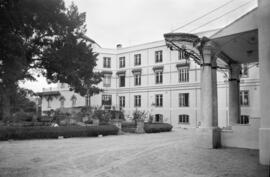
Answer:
[116, 44, 122, 49]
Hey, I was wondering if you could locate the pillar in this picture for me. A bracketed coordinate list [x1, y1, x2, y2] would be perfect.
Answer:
[228, 63, 241, 126]
[200, 43, 218, 128]
[196, 42, 221, 148]
[258, 0, 270, 165]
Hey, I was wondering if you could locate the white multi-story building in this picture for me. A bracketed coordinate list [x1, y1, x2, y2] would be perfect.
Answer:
[38, 37, 259, 129]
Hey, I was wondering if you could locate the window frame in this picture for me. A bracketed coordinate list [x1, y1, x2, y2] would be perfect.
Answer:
[134, 54, 141, 66]
[103, 74, 112, 87]
[103, 57, 111, 68]
[241, 64, 249, 78]
[119, 96, 125, 108]
[238, 115, 249, 125]
[119, 74, 125, 87]
[134, 95, 141, 107]
[102, 95, 112, 106]
[178, 67, 189, 83]
[240, 90, 249, 106]
[155, 70, 163, 84]
[155, 94, 163, 107]
[179, 93, 189, 107]
[119, 57, 125, 68]
[155, 50, 163, 63]
[179, 50, 187, 60]
[178, 114, 189, 124]
[134, 73, 141, 86]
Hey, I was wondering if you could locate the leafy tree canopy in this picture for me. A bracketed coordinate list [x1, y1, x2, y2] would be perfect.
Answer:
[0, 0, 103, 119]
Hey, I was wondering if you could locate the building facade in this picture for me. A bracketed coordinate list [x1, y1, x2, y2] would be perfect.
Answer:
[39, 40, 260, 129]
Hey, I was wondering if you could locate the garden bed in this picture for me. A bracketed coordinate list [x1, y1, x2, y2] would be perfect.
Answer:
[0, 125, 119, 140]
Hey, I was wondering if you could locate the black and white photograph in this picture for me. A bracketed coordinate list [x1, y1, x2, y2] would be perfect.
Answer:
[0, 0, 269, 176]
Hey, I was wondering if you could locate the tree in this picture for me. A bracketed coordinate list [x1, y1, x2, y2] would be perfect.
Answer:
[0, 0, 103, 120]
[10, 88, 37, 114]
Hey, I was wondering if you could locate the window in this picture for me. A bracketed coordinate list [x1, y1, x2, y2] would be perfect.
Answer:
[102, 95, 112, 105]
[119, 96, 125, 107]
[47, 100, 51, 108]
[134, 95, 141, 107]
[134, 73, 141, 86]
[85, 95, 91, 107]
[103, 74, 112, 87]
[238, 115, 249, 124]
[155, 114, 163, 123]
[59, 96, 65, 108]
[179, 93, 189, 107]
[134, 54, 141, 66]
[155, 70, 163, 84]
[240, 90, 249, 106]
[155, 94, 163, 107]
[71, 95, 77, 107]
[179, 51, 188, 60]
[103, 57, 111, 68]
[179, 114, 189, 124]
[241, 64, 248, 77]
[178, 67, 189, 82]
[119, 57, 125, 68]
[155, 50, 163, 63]
[119, 74, 125, 87]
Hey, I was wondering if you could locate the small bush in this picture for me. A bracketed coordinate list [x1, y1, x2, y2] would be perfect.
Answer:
[0, 125, 119, 140]
[14, 111, 33, 122]
[122, 121, 136, 128]
[144, 123, 173, 133]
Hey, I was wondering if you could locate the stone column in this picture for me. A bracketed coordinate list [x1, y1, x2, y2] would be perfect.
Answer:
[258, 0, 270, 165]
[197, 42, 220, 148]
[228, 63, 241, 126]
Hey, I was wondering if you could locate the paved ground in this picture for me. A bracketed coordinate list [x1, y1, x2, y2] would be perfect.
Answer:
[0, 128, 268, 177]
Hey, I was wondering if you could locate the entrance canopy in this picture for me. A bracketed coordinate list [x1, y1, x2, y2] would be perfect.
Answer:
[164, 8, 259, 67]
[210, 8, 258, 64]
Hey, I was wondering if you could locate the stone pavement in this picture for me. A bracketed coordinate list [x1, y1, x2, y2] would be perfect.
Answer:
[0, 128, 268, 177]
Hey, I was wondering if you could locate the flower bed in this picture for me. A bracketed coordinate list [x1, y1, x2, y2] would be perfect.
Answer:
[0, 125, 119, 140]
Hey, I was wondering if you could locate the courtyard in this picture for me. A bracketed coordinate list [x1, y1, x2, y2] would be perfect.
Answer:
[0, 129, 268, 177]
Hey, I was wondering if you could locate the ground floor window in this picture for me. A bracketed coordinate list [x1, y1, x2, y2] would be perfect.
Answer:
[119, 96, 125, 107]
[102, 95, 112, 106]
[179, 93, 189, 107]
[155, 94, 163, 107]
[155, 114, 163, 123]
[134, 95, 141, 107]
[179, 114, 189, 124]
[238, 115, 249, 124]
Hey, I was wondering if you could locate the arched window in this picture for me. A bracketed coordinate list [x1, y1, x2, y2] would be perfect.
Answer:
[179, 114, 189, 124]
[46, 96, 53, 108]
[71, 95, 77, 107]
[155, 114, 163, 123]
[59, 96, 65, 108]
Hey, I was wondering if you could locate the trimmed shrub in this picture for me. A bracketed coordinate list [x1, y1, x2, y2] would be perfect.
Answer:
[122, 121, 136, 128]
[144, 123, 173, 133]
[0, 125, 119, 140]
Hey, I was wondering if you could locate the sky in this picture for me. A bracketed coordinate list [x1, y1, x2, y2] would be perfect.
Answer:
[20, 0, 257, 92]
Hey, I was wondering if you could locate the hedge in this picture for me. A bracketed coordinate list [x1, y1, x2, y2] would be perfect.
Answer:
[144, 123, 173, 133]
[122, 121, 136, 128]
[0, 125, 119, 140]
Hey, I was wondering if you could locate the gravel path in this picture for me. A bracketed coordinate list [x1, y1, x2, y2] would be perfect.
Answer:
[0, 129, 268, 177]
